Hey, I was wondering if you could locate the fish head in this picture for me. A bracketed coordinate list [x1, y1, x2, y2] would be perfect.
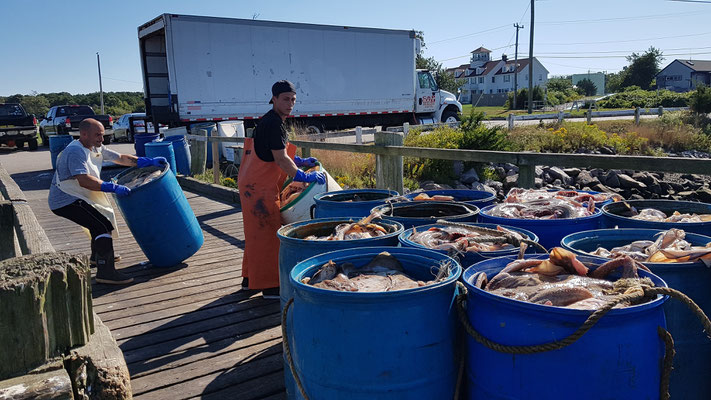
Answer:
[309, 260, 340, 284]
[549, 247, 589, 276]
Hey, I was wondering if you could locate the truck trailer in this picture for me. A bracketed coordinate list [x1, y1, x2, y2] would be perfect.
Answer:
[138, 14, 462, 132]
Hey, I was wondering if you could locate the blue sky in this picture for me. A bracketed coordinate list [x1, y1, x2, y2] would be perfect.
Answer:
[2, 0, 711, 95]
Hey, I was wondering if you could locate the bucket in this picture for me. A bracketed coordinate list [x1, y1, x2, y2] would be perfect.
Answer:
[313, 189, 399, 219]
[113, 164, 204, 267]
[279, 164, 342, 225]
[49, 135, 74, 170]
[144, 141, 177, 176]
[602, 199, 711, 235]
[371, 201, 479, 229]
[405, 189, 496, 208]
[399, 222, 539, 268]
[190, 122, 218, 165]
[561, 228, 711, 399]
[478, 203, 602, 250]
[217, 121, 245, 163]
[161, 135, 191, 176]
[287, 246, 462, 400]
[462, 254, 668, 399]
[134, 133, 160, 157]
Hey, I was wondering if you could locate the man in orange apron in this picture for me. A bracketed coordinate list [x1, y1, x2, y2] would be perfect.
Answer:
[238, 80, 326, 299]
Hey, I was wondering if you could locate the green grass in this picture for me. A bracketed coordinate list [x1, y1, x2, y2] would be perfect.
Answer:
[461, 104, 635, 120]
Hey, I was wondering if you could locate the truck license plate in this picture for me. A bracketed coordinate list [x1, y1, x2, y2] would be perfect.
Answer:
[0, 125, 15, 129]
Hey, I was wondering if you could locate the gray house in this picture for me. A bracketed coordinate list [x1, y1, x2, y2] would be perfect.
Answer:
[656, 59, 711, 92]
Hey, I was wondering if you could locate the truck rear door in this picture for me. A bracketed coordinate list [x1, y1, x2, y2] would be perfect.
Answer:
[415, 71, 440, 114]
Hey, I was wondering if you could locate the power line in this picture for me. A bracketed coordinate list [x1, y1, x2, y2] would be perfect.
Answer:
[537, 50, 711, 59]
[428, 24, 510, 45]
[536, 45, 711, 55]
[539, 10, 709, 25]
[530, 31, 711, 46]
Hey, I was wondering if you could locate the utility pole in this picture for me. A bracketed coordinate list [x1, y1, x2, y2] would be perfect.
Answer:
[96, 52, 105, 114]
[527, 0, 535, 114]
[513, 23, 524, 110]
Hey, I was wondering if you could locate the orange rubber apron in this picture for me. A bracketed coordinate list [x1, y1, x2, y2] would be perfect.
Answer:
[238, 137, 296, 290]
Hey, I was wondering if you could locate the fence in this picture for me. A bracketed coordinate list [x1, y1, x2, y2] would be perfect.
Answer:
[185, 123, 711, 196]
[504, 106, 689, 129]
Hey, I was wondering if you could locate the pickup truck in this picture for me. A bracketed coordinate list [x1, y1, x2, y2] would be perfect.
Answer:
[0, 103, 39, 150]
[39, 105, 113, 145]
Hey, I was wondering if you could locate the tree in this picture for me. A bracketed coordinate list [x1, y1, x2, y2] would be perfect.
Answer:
[605, 71, 624, 93]
[575, 78, 598, 96]
[690, 85, 711, 115]
[619, 47, 664, 90]
[547, 77, 573, 92]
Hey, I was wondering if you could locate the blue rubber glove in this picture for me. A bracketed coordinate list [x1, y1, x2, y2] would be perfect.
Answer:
[293, 169, 326, 184]
[137, 156, 168, 168]
[294, 155, 318, 168]
[100, 182, 131, 197]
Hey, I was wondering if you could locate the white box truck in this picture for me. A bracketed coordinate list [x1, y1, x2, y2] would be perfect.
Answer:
[138, 14, 462, 132]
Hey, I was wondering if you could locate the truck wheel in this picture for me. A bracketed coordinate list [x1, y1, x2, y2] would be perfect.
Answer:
[441, 111, 459, 124]
[103, 135, 112, 145]
[39, 130, 48, 146]
[306, 125, 322, 134]
[28, 138, 38, 151]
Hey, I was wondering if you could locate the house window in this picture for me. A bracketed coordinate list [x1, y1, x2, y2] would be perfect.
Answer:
[538, 74, 542, 81]
[504, 75, 511, 82]
[491, 76, 496, 83]
[479, 77, 484, 84]
[525, 75, 528, 80]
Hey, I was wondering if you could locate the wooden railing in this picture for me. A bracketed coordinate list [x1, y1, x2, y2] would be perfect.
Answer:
[185, 126, 711, 195]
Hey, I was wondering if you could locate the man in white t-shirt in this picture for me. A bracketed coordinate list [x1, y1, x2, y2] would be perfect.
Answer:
[48, 118, 166, 284]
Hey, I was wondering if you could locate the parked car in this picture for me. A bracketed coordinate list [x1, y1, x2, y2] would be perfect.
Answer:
[113, 113, 167, 142]
[39, 105, 113, 145]
[0, 103, 39, 150]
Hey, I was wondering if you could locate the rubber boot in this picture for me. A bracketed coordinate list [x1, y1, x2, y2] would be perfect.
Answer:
[94, 237, 133, 285]
[90, 238, 121, 267]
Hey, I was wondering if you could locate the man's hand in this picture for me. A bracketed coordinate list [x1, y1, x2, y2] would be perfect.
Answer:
[100, 182, 131, 197]
[137, 157, 168, 168]
[294, 155, 318, 168]
[293, 169, 326, 184]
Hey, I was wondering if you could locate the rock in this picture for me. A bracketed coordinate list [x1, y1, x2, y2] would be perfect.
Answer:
[535, 166, 544, 177]
[695, 188, 711, 203]
[575, 170, 598, 188]
[648, 183, 664, 195]
[632, 172, 659, 187]
[455, 183, 470, 190]
[506, 164, 519, 174]
[453, 161, 464, 177]
[677, 191, 696, 201]
[589, 168, 605, 178]
[552, 179, 563, 187]
[599, 146, 616, 155]
[681, 173, 702, 182]
[629, 194, 645, 200]
[460, 168, 479, 184]
[506, 169, 517, 177]
[618, 174, 647, 190]
[590, 183, 618, 194]
[504, 174, 519, 191]
[495, 166, 507, 180]
[603, 171, 620, 188]
[535, 178, 543, 188]
[422, 182, 452, 190]
[545, 167, 572, 185]
[470, 181, 496, 194]
[667, 181, 685, 192]
[563, 168, 581, 178]
[484, 180, 503, 194]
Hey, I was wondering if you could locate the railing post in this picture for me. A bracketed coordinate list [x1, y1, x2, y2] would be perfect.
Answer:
[190, 128, 207, 176]
[586, 111, 592, 125]
[508, 113, 515, 131]
[0, 201, 15, 260]
[658, 106, 664, 117]
[212, 139, 220, 184]
[300, 147, 311, 158]
[375, 130, 404, 195]
[403, 122, 410, 137]
[557, 111, 564, 123]
[634, 107, 641, 125]
[517, 164, 536, 189]
[355, 126, 363, 145]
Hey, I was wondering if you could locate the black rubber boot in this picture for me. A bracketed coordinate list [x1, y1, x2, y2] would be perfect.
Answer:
[90, 238, 121, 267]
[94, 237, 133, 285]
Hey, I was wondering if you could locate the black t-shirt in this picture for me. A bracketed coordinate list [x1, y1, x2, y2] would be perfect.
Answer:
[254, 109, 288, 162]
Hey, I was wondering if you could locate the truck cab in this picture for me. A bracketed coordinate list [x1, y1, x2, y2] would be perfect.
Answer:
[414, 70, 462, 124]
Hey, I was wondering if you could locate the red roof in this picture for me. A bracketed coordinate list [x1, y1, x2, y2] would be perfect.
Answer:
[471, 47, 491, 53]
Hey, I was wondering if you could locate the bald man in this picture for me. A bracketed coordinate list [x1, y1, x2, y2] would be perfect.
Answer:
[48, 118, 166, 284]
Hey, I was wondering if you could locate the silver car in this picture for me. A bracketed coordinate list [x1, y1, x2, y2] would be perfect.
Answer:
[113, 113, 162, 142]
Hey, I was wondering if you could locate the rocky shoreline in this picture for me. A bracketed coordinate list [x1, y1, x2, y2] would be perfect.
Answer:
[415, 150, 711, 203]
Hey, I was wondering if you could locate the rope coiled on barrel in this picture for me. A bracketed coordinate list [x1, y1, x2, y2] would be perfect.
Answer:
[282, 298, 311, 400]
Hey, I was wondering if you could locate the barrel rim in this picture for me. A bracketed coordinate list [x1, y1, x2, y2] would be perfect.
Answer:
[290, 246, 462, 299]
[314, 188, 399, 204]
[398, 222, 540, 257]
[462, 254, 668, 316]
[277, 217, 404, 244]
[372, 201, 480, 220]
[561, 228, 711, 268]
[479, 203, 602, 221]
[602, 199, 711, 225]
[112, 163, 170, 193]
[144, 141, 172, 148]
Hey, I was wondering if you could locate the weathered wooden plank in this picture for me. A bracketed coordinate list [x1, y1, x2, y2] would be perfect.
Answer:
[0, 364, 73, 400]
[13, 203, 54, 255]
[375, 131, 404, 194]
[0, 201, 16, 260]
[0, 163, 27, 202]
[198, 368, 285, 400]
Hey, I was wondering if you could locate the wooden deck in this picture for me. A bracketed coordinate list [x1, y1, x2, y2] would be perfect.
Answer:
[12, 168, 286, 399]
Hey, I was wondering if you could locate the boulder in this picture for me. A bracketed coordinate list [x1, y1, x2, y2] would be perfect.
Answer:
[422, 182, 452, 190]
[545, 167, 572, 185]
[495, 166, 507, 180]
[632, 172, 659, 187]
[695, 188, 711, 203]
[484, 180, 503, 194]
[470, 181, 496, 194]
[575, 170, 598, 188]
[535, 166, 544, 177]
[535, 178, 543, 188]
[460, 168, 479, 184]
[617, 174, 647, 190]
[504, 174, 519, 191]
[603, 170, 620, 188]
[563, 168, 581, 178]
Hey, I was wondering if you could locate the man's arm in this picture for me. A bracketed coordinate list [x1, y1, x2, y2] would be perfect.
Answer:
[272, 148, 299, 177]
[75, 174, 104, 191]
[111, 154, 138, 167]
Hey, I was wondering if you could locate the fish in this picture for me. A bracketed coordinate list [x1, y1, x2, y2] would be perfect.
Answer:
[587, 229, 711, 265]
[303, 251, 449, 292]
[118, 168, 162, 189]
[279, 165, 321, 208]
[473, 248, 654, 309]
[409, 225, 518, 255]
[304, 210, 389, 241]
[412, 193, 455, 201]
[505, 188, 620, 205]
[625, 207, 711, 223]
[488, 198, 592, 219]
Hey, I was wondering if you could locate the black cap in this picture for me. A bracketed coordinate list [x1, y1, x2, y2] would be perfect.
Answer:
[269, 80, 296, 104]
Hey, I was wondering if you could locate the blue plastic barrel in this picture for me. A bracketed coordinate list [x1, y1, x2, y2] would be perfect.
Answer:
[561, 228, 711, 399]
[288, 246, 461, 400]
[313, 189, 399, 219]
[190, 122, 218, 165]
[144, 141, 177, 175]
[399, 222, 539, 268]
[462, 254, 668, 400]
[134, 133, 160, 157]
[405, 189, 496, 208]
[602, 199, 711, 235]
[49, 135, 74, 170]
[478, 203, 602, 250]
[371, 201, 479, 229]
[162, 135, 191, 176]
[113, 165, 203, 267]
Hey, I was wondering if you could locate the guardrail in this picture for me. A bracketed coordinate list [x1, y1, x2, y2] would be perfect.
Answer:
[185, 126, 711, 195]
[502, 106, 689, 129]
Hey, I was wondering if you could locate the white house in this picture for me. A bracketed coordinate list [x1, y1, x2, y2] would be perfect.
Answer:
[447, 47, 549, 105]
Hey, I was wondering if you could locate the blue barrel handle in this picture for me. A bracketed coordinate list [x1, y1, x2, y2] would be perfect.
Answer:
[310, 204, 316, 219]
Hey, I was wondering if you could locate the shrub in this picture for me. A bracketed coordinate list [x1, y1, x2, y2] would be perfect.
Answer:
[597, 89, 690, 108]
[690, 85, 711, 115]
